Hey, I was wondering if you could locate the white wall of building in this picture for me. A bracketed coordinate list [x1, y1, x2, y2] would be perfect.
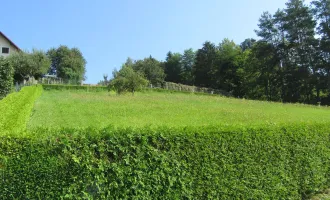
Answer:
[0, 34, 18, 57]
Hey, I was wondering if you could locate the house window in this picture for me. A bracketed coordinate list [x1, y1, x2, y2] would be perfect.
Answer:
[2, 47, 9, 54]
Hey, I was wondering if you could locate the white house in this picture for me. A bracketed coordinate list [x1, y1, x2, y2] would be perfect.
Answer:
[0, 31, 20, 57]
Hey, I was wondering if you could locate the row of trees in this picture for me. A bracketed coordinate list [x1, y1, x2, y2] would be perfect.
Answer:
[106, 0, 330, 104]
[0, 45, 86, 98]
[10, 46, 86, 84]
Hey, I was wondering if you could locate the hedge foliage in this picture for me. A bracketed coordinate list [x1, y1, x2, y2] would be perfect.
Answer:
[0, 56, 14, 99]
[42, 84, 108, 92]
[0, 85, 42, 134]
[1, 124, 330, 199]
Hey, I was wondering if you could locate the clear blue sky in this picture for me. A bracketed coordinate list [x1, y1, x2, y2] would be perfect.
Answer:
[1, 0, 312, 84]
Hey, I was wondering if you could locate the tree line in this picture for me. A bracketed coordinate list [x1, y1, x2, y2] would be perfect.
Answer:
[0, 45, 86, 98]
[107, 0, 330, 105]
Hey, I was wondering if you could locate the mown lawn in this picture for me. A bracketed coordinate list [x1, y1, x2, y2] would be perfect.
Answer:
[27, 90, 330, 129]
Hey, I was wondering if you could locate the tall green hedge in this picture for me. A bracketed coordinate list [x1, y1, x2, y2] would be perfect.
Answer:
[1, 124, 330, 199]
[0, 85, 42, 134]
[0, 56, 14, 99]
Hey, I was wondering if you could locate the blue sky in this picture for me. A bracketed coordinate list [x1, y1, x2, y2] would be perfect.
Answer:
[1, 0, 312, 83]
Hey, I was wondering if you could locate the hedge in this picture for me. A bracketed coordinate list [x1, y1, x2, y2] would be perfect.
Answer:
[42, 84, 227, 97]
[0, 56, 14, 99]
[0, 85, 42, 134]
[1, 124, 330, 199]
[42, 84, 108, 92]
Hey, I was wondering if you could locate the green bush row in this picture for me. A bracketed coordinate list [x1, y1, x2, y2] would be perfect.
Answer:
[42, 84, 228, 97]
[0, 85, 42, 134]
[42, 84, 218, 96]
[42, 84, 108, 92]
[1, 124, 330, 199]
[0, 57, 14, 99]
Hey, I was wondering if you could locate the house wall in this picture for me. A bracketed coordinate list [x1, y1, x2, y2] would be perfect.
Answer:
[0, 34, 19, 57]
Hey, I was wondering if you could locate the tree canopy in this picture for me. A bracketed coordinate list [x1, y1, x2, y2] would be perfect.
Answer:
[8, 49, 50, 83]
[110, 65, 148, 95]
[47, 45, 86, 84]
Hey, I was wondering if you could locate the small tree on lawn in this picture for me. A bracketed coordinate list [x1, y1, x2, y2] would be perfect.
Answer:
[109, 65, 148, 95]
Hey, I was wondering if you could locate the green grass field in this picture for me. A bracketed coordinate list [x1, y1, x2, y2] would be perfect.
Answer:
[28, 89, 330, 129]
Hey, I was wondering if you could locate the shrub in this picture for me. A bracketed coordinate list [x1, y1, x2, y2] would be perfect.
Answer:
[0, 57, 14, 99]
[1, 124, 330, 199]
[110, 65, 149, 95]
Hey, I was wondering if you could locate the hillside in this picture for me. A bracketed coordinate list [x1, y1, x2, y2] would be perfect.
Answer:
[28, 89, 330, 129]
[2, 86, 330, 199]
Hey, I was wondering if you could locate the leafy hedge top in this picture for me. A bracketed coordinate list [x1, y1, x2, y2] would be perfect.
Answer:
[0, 85, 42, 135]
[2, 124, 330, 199]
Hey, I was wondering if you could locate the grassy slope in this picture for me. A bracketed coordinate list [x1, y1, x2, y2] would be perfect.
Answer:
[28, 90, 330, 129]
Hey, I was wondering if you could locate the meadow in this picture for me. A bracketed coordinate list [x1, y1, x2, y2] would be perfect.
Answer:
[2, 85, 330, 199]
[28, 89, 330, 129]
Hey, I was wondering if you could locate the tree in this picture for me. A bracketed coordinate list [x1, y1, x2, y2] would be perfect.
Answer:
[125, 57, 135, 68]
[0, 56, 14, 99]
[110, 65, 148, 95]
[248, 41, 282, 101]
[132, 56, 165, 86]
[312, 0, 330, 103]
[254, 1, 319, 103]
[47, 46, 86, 84]
[240, 38, 257, 51]
[282, 0, 318, 102]
[193, 41, 218, 88]
[164, 52, 182, 83]
[103, 74, 108, 85]
[8, 49, 50, 83]
[212, 39, 242, 96]
[180, 48, 195, 85]
[98, 74, 109, 86]
[30, 49, 52, 79]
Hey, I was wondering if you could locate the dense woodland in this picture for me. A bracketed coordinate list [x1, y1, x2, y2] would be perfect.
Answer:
[106, 0, 330, 105]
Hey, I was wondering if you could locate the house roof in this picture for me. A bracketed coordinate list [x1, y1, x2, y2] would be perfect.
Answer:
[0, 31, 21, 51]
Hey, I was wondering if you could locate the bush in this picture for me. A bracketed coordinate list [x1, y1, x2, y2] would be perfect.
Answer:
[110, 65, 149, 95]
[0, 85, 42, 134]
[0, 57, 14, 99]
[42, 84, 108, 92]
[1, 124, 330, 199]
